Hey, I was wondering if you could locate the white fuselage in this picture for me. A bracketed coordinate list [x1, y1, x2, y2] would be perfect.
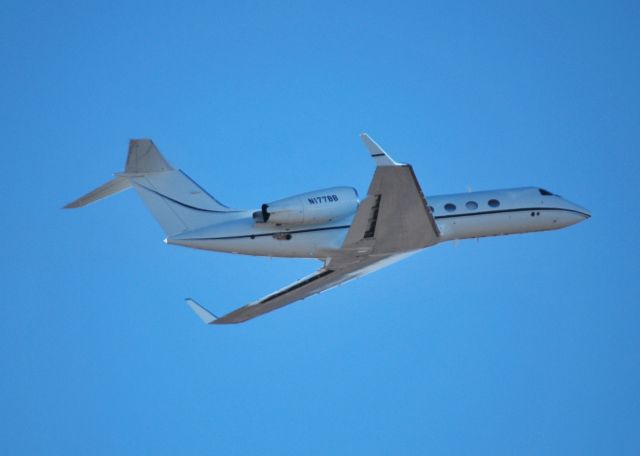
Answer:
[166, 187, 590, 258]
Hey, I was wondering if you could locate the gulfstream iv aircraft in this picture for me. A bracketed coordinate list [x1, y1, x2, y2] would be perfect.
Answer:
[66, 134, 590, 324]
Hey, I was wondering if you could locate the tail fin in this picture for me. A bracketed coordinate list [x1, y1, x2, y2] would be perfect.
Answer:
[125, 139, 174, 173]
[65, 139, 241, 236]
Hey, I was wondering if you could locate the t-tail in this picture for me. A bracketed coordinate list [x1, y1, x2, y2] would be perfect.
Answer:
[64, 139, 241, 236]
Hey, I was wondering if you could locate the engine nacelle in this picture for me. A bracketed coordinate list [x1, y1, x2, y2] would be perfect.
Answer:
[253, 186, 359, 226]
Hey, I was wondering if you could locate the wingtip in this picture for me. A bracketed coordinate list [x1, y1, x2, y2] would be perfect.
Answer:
[359, 133, 399, 166]
[185, 298, 218, 324]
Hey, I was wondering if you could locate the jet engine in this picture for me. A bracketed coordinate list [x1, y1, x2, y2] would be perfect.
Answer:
[253, 186, 358, 226]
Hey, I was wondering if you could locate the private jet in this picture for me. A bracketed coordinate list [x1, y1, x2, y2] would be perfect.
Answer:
[65, 134, 590, 324]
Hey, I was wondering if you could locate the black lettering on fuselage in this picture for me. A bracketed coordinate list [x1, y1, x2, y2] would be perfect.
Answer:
[308, 194, 339, 205]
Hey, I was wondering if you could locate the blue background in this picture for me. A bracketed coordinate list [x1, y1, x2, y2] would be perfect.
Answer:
[1, 1, 638, 454]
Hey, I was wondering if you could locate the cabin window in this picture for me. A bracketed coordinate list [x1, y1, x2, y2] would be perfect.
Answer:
[429, 206, 435, 213]
[488, 199, 500, 208]
[539, 188, 553, 196]
[465, 201, 478, 210]
[444, 203, 456, 212]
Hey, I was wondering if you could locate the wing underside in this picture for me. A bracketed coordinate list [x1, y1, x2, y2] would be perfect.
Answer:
[197, 252, 415, 324]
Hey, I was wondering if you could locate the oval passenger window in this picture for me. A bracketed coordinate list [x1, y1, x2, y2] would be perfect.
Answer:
[444, 203, 456, 212]
[466, 201, 478, 210]
[488, 199, 500, 208]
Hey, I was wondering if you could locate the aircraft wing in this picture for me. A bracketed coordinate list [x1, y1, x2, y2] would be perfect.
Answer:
[342, 133, 440, 254]
[187, 251, 415, 324]
[186, 133, 440, 325]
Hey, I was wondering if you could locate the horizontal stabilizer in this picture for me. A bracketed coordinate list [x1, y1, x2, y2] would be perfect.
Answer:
[64, 176, 131, 208]
[185, 298, 218, 324]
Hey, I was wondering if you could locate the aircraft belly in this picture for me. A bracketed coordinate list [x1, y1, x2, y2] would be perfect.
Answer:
[169, 226, 348, 258]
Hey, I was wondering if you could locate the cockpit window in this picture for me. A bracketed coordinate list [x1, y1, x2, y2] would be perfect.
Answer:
[539, 188, 554, 196]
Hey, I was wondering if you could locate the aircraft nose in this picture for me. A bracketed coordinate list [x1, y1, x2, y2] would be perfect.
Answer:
[573, 203, 591, 219]
[564, 199, 591, 222]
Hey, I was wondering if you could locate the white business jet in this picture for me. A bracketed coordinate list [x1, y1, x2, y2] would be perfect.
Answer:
[66, 134, 590, 324]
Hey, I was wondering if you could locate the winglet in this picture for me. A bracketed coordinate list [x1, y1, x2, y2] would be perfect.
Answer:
[185, 298, 218, 324]
[360, 133, 400, 166]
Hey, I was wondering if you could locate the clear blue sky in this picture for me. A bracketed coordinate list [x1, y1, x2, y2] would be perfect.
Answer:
[1, 0, 639, 454]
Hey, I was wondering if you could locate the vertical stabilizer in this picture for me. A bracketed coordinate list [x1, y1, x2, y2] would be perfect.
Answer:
[65, 139, 243, 236]
[125, 139, 173, 173]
